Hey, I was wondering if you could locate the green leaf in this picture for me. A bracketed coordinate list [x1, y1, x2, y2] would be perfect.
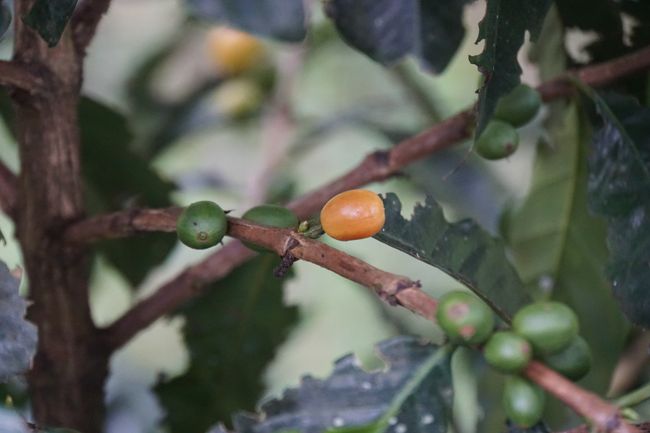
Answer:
[506, 8, 629, 390]
[470, 0, 552, 135]
[0, 261, 37, 383]
[583, 91, 650, 328]
[375, 194, 530, 321]
[23, 0, 78, 47]
[187, 0, 307, 42]
[504, 101, 628, 392]
[156, 255, 299, 433]
[79, 97, 176, 286]
[233, 336, 453, 433]
[324, 0, 468, 73]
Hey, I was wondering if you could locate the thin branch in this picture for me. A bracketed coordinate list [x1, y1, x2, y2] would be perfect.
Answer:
[100, 215, 636, 433]
[0, 161, 17, 217]
[65, 207, 180, 242]
[0, 60, 45, 93]
[71, 0, 113, 54]
[562, 424, 650, 433]
[526, 362, 638, 433]
[100, 216, 433, 350]
[66, 44, 650, 243]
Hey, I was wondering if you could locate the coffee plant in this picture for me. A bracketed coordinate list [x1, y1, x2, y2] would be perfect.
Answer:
[0, 1, 648, 433]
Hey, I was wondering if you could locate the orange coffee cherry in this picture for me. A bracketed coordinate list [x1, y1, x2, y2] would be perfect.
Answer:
[206, 27, 264, 75]
[320, 189, 385, 241]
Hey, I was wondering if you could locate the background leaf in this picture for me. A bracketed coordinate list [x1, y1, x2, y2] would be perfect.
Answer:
[233, 336, 453, 433]
[503, 102, 628, 392]
[470, 0, 552, 135]
[375, 193, 530, 320]
[504, 7, 628, 393]
[324, 0, 468, 73]
[585, 91, 650, 328]
[0, 261, 37, 383]
[79, 97, 177, 286]
[156, 255, 299, 433]
[0, 1, 11, 40]
[23, 0, 78, 47]
[187, 0, 307, 42]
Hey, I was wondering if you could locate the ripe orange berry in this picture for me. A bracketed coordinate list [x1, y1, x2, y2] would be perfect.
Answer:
[320, 189, 385, 241]
[206, 27, 264, 75]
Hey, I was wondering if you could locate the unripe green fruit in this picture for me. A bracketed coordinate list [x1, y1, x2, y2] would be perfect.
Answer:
[476, 120, 519, 160]
[540, 336, 592, 380]
[436, 290, 495, 345]
[176, 201, 227, 249]
[242, 204, 299, 252]
[494, 84, 542, 127]
[503, 376, 545, 428]
[513, 301, 578, 355]
[484, 331, 532, 373]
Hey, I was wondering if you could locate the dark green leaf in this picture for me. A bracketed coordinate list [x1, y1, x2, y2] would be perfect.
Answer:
[23, 0, 78, 47]
[324, 0, 468, 73]
[507, 9, 629, 391]
[470, 0, 552, 135]
[187, 0, 307, 42]
[584, 91, 650, 328]
[0, 1, 11, 40]
[504, 101, 628, 392]
[375, 194, 530, 321]
[79, 97, 176, 286]
[0, 261, 37, 383]
[156, 255, 299, 433]
[233, 336, 453, 433]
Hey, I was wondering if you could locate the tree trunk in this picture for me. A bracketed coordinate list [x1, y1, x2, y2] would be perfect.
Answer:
[11, 1, 108, 432]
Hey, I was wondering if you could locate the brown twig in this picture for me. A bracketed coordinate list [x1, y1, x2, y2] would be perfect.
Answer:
[562, 424, 650, 433]
[0, 161, 17, 217]
[101, 217, 431, 350]
[0, 60, 45, 93]
[98, 213, 635, 433]
[66, 44, 650, 354]
[526, 361, 638, 433]
[66, 44, 650, 243]
[71, 0, 113, 55]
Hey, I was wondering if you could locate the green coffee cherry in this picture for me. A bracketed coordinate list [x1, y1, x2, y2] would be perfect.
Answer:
[494, 84, 541, 127]
[476, 120, 519, 160]
[242, 204, 299, 251]
[436, 291, 495, 345]
[503, 376, 545, 428]
[540, 336, 592, 381]
[176, 201, 227, 249]
[484, 331, 532, 373]
[513, 301, 578, 355]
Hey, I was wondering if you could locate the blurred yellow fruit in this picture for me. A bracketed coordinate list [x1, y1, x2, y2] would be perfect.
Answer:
[206, 27, 264, 75]
[213, 78, 263, 118]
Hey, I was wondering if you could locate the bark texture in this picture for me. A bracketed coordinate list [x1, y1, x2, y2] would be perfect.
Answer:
[11, 1, 108, 431]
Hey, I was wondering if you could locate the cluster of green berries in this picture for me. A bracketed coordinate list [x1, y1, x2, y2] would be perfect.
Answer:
[436, 291, 592, 428]
[176, 201, 298, 250]
[476, 84, 542, 160]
